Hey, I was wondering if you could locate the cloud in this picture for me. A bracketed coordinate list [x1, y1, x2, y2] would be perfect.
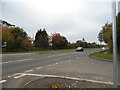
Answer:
[2, 1, 112, 43]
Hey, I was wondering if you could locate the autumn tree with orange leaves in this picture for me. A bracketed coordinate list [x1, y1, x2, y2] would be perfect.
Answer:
[51, 33, 68, 49]
[2, 27, 32, 52]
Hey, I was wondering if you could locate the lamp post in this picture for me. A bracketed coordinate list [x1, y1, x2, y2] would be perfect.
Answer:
[112, 0, 118, 87]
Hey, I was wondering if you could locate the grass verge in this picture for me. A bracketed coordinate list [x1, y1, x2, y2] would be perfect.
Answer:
[1, 48, 98, 54]
[90, 52, 120, 62]
[1, 49, 75, 54]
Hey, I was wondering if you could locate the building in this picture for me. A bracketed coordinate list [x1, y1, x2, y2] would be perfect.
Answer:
[0, 19, 15, 29]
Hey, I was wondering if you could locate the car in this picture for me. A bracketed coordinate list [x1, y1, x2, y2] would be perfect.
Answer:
[76, 47, 84, 52]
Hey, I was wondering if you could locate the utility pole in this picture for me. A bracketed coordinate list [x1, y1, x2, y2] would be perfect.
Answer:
[112, 0, 118, 87]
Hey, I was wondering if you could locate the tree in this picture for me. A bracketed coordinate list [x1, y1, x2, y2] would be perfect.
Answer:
[51, 33, 68, 49]
[34, 28, 49, 49]
[67, 42, 76, 49]
[99, 23, 112, 53]
[2, 27, 32, 52]
[117, 12, 120, 54]
[99, 12, 120, 54]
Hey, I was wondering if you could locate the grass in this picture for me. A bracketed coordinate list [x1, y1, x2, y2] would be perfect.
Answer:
[1, 49, 75, 54]
[90, 51, 120, 62]
[1, 48, 98, 54]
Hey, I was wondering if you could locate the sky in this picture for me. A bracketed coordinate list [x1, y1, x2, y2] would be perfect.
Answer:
[0, 0, 120, 43]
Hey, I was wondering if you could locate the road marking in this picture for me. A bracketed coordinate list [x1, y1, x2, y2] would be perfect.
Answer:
[14, 58, 33, 62]
[16, 73, 113, 85]
[8, 73, 21, 78]
[76, 57, 79, 59]
[1, 58, 33, 64]
[14, 74, 26, 79]
[52, 63, 58, 66]
[47, 65, 52, 67]
[36, 67, 43, 69]
[25, 69, 33, 73]
[0, 80, 7, 84]
[47, 54, 66, 58]
[68, 59, 71, 61]
[0, 61, 13, 64]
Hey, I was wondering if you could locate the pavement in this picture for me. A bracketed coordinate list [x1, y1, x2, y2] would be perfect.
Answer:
[1, 49, 120, 88]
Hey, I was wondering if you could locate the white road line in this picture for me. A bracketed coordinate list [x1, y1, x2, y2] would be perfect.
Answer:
[14, 58, 33, 62]
[52, 63, 58, 65]
[25, 69, 33, 72]
[1, 58, 33, 64]
[47, 55, 55, 58]
[8, 73, 21, 78]
[0, 80, 7, 84]
[14, 74, 26, 79]
[0, 61, 13, 64]
[16, 73, 113, 85]
[68, 59, 71, 61]
[76, 57, 79, 59]
[47, 65, 52, 67]
[36, 67, 43, 69]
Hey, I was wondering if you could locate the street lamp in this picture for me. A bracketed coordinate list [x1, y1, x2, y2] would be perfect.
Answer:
[112, 0, 118, 87]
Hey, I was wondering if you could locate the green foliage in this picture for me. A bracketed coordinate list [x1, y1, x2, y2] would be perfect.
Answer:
[99, 23, 113, 53]
[74, 40, 99, 49]
[90, 52, 120, 62]
[99, 12, 120, 54]
[2, 27, 32, 52]
[34, 28, 49, 49]
[117, 12, 120, 54]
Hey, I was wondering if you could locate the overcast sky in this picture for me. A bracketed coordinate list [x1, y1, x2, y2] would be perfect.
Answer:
[0, 0, 120, 43]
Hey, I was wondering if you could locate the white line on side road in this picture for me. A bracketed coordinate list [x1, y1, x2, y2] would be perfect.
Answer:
[14, 74, 26, 79]
[0, 80, 7, 84]
[16, 73, 113, 85]
[8, 73, 22, 78]
[25, 69, 33, 73]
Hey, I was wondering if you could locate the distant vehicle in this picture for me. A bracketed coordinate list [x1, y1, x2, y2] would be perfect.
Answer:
[101, 47, 109, 51]
[76, 47, 84, 52]
[102, 47, 106, 50]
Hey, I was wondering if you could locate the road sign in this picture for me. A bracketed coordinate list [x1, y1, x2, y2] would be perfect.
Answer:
[49, 43, 52, 46]
[98, 31, 103, 42]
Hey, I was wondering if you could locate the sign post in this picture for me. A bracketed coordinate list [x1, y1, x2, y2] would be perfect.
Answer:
[112, 0, 118, 87]
[49, 43, 53, 50]
[98, 31, 103, 51]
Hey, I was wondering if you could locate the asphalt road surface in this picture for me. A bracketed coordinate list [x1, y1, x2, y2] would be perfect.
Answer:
[1, 49, 120, 88]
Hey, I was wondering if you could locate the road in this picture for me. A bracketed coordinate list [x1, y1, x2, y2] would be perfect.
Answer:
[1, 49, 120, 88]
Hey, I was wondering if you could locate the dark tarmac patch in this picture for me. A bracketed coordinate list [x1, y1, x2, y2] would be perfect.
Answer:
[23, 77, 114, 88]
